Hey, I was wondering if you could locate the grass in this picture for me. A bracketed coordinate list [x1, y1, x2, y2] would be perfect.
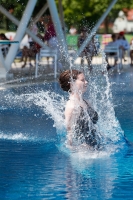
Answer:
[125, 34, 133, 43]
[66, 34, 79, 50]
[66, 34, 133, 49]
[0, 29, 7, 34]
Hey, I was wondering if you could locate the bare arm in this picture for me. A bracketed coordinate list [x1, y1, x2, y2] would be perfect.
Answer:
[64, 101, 77, 145]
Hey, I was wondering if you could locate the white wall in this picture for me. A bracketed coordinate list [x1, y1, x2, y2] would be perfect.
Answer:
[113, 16, 127, 33]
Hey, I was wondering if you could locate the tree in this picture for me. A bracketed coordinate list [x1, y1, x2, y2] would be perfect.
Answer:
[0, 0, 47, 31]
[57, 0, 133, 33]
[1, 0, 133, 33]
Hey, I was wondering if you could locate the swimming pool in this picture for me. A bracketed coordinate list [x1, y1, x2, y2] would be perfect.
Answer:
[0, 70, 133, 200]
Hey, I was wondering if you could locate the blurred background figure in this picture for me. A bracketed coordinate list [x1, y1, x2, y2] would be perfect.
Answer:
[105, 33, 119, 70]
[42, 15, 63, 71]
[130, 37, 133, 66]
[21, 33, 43, 68]
[0, 33, 10, 57]
[116, 31, 130, 61]
[69, 25, 77, 35]
[28, 22, 38, 48]
[20, 21, 42, 68]
[43, 16, 57, 49]
[77, 27, 97, 70]
[0, 32, 9, 40]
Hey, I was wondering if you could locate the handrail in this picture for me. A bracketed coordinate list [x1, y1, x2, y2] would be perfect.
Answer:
[0, 40, 19, 44]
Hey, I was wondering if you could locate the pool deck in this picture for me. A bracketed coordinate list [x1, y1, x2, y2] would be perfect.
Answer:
[0, 56, 133, 89]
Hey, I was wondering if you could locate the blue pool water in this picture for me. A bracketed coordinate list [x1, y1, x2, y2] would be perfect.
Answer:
[0, 70, 133, 200]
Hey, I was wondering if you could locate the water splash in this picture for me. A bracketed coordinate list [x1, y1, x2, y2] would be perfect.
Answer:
[0, 131, 56, 144]
[87, 47, 124, 143]
[0, 74, 126, 153]
[26, 90, 66, 131]
[57, 32, 126, 153]
[0, 132, 28, 141]
[0, 30, 126, 153]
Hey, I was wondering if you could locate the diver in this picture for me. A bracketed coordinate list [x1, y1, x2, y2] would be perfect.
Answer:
[59, 69, 102, 150]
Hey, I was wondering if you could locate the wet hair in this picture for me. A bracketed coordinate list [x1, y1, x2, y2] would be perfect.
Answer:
[59, 69, 82, 92]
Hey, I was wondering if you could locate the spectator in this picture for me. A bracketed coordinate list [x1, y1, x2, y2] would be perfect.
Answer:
[21, 33, 43, 68]
[28, 22, 38, 48]
[77, 28, 97, 70]
[105, 33, 119, 70]
[116, 31, 130, 61]
[43, 15, 63, 71]
[130, 37, 133, 66]
[0, 33, 10, 57]
[69, 25, 77, 35]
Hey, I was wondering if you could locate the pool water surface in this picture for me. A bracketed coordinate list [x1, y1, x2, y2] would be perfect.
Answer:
[0, 70, 133, 200]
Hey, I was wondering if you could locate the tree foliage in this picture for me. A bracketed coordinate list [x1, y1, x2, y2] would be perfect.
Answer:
[0, 0, 47, 30]
[0, 0, 133, 32]
[60, 0, 133, 31]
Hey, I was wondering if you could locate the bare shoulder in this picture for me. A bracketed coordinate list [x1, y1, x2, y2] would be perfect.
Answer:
[65, 100, 75, 114]
[64, 100, 78, 125]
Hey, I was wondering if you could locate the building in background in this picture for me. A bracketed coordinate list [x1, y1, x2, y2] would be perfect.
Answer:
[113, 10, 133, 33]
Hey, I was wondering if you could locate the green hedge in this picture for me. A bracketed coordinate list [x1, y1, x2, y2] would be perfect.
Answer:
[66, 34, 79, 50]
[66, 34, 133, 48]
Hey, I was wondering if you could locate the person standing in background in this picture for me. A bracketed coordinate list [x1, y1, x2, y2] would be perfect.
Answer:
[0, 33, 10, 57]
[28, 22, 38, 48]
[77, 28, 97, 71]
[130, 37, 133, 66]
[104, 33, 119, 70]
[43, 15, 63, 71]
[116, 31, 130, 61]
[69, 25, 77, 35]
